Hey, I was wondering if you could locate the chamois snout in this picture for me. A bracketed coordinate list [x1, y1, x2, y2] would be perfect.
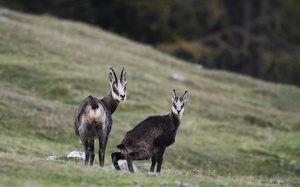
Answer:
[120, 94, 125, 100]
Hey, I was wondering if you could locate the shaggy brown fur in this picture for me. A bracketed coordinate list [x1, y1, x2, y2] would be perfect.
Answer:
[111, 90, 188, 173]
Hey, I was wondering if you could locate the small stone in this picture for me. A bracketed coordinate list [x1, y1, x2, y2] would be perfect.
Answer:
[46, 156, 57, 160]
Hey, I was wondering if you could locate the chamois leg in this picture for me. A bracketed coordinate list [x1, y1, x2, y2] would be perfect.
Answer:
[89, 140, 95, 166]
[98, 129, 108, 167]
[79, 132, 89, 165]
[99, 150, 105, 167]
[98, 141, 104, 167]
[111, 152, 125, 170]
[80, 131, 91, 165]
[156, 148, 166, 173]
[128, 150, 152, 173]
[126, 154, 134, 173]
[83, 140, 90, 165]
[150, 153, 157, 172]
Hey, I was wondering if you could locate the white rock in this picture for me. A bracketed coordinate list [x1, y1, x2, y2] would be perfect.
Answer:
[172, 73, 185, 81]
[66, 151, 85, 160]
[46, 156, 57, 160]
[175, 180, 199, 187]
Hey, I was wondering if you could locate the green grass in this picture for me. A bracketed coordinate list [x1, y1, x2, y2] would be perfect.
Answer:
[0, 7, 300, 186]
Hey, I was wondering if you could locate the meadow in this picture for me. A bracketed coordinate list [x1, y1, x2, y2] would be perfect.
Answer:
[0, 8, 300, 186]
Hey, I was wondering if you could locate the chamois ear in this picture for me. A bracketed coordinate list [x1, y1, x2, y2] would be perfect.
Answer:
[122, 72, 128, 84]
[182, 91, 188, 103]
[108, 72, 114, 87]
[171, 89, 176, 100]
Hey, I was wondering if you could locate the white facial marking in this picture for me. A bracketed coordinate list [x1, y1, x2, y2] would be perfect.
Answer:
[171, 90, 188, 117]
[109, 67, 127, 102]
[111, 81, 126, 102]
[172, 98, 184, 116]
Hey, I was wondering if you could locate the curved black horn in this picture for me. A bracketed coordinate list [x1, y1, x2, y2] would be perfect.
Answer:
[120, 66, 125, 81]
[110, 67, 118, 83]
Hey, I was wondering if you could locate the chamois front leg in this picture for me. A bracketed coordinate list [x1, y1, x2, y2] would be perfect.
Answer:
[156, 148, 166, 173]
[126, 153, 134, 173]
[150, 153, 157, 172]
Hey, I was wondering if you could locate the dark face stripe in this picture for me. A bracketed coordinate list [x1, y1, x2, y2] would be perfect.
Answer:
[113, 84, 119, 96]
[112, 81, 127, 98]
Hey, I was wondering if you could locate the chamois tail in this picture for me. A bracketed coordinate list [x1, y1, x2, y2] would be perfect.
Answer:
[87, 95, 101, 119]
[117, 144, 125, 149]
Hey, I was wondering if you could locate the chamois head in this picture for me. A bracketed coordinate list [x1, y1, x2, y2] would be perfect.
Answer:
[108, 67, 128, 102]
[171, 89, 188, 117]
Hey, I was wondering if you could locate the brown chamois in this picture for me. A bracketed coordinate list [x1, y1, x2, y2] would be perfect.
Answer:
[74, 67, 128, 167]
[111, 89, 188, 173]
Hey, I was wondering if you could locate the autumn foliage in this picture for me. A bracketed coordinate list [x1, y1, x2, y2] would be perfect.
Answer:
[1, 0, 300, 86]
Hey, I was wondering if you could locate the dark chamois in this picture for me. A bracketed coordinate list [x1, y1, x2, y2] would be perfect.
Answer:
[74, 67, 128, 167]
[111, 89, 188, 173]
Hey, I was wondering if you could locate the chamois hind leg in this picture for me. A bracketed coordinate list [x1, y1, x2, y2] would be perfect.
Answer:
[83, 140, 90, 165]
[89, 140, 95, 166]
[156, 147, 166, 173]
[129, 150, 152, 160]
[128, 150, 152, 172]
[98, 129, 108, 167]
[80, 135, 90, 165]
[150, 153, 157, 172]
[111, 152, 125, 170]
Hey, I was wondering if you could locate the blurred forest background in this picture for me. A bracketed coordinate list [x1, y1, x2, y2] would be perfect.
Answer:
[1, 0, 300, 87]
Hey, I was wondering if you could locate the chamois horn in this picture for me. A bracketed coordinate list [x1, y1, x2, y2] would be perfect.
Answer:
[110, 67, 118, 83]
[120, 66, 125, 82]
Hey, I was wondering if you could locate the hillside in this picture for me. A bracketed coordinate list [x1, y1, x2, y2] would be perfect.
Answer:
[0, 8, 300, 187]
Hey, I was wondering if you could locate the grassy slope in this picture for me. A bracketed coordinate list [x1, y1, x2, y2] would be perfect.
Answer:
[0, 8, 300, 187]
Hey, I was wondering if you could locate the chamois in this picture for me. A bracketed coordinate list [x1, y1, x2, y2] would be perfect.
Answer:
[74, 67, 128, 167]
[111, 89, 188, 173]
